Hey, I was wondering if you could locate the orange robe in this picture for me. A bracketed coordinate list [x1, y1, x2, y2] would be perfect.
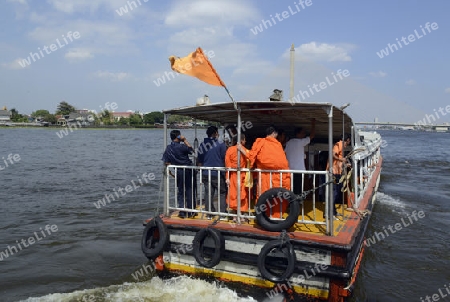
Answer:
[326, 140, 344, 174]
[249, 137, 291, 217]
[225, 145, 250, 212]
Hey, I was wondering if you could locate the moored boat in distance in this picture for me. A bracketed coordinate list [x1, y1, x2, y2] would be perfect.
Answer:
[141, 100, 382, 301]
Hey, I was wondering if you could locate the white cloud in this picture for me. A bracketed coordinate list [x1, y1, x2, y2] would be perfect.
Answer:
[46, 0, 125, 14]
[29, 22, 130, 45]
[293, 42, 355, 62]
[162, 0, 268, 80]
[7, 0, 29, 19]
[94, 71, 130, 81]
[215, 43, 273, 72]
[167, 27, 233, 49]
[29, 12, 47, 23]
[46, 0, 74, 13]
[27, 20, 139, 57]
[165, 0, 259, 27]
[369, 71, 387, 78]
[405, 79, 416, 85]
[445, 88, 450, 93]
[279, 42, 355, 67]
[65, 48, 94, 61]
[2, 58, 30, 70]
[7, 0, 28, 5]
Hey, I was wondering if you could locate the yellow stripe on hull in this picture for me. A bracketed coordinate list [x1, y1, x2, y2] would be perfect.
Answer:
[164, 262, 329, 299]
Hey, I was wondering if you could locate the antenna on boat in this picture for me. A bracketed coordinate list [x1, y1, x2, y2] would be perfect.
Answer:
[289, 43, 295, 102]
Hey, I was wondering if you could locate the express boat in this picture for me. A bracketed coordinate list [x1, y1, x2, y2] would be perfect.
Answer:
[140, 99, 382, 302]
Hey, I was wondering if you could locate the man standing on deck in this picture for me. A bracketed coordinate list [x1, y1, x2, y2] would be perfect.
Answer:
[247, 126, 291, 218]
[162, 130, 195, 218]
[197, 126, 227, 214]
[327, 133, 352, 218]
[285, 118, 316, 194]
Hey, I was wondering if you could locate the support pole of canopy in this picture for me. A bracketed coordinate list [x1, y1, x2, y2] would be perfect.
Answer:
[163, 113, 169, 216]
[327, 106, 334, 235]
[352, 126, 358, 207]
[236, 108, 242, 224]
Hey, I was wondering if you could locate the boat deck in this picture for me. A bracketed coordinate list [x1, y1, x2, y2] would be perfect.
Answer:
[170, 200, 353, 236]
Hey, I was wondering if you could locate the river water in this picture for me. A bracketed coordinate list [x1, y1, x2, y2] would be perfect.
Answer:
[0, 128, 448, 302]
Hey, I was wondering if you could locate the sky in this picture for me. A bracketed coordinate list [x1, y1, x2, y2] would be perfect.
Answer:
[1, 0, 450, 124]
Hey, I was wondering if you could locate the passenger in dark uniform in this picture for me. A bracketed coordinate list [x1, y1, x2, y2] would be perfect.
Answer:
[162, 130, 196, 218]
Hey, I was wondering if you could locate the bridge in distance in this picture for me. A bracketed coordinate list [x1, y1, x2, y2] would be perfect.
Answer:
[354, 122, 449, 130]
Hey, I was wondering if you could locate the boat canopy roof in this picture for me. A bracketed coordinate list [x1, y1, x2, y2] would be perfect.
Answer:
[163, 101, 353, 142]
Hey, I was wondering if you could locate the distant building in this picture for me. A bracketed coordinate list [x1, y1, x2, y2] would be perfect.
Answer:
[0, 108, 11, 123]
[56, 114, 67, 126]
[66, 112, 93, 126]
[112, 112, 133, 121]
[434, 126, 449, 132]
[55, 110, 96, 126]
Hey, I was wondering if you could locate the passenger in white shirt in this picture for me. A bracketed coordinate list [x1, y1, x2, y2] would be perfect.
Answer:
[285, 118, 315, 194]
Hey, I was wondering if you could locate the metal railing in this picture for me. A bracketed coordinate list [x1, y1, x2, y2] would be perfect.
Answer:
[165, 165, 330, 229]
[353, 149, 381, 207]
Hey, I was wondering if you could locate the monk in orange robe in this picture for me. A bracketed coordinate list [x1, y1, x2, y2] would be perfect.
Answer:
[225, 134, 250, 212]
[248, 126, 291, 218]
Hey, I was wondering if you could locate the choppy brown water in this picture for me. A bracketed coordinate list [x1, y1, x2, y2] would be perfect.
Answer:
[0, 128, 449, 302]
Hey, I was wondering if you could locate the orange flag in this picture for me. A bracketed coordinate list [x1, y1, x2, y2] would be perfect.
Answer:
[169, 47, 225, 87]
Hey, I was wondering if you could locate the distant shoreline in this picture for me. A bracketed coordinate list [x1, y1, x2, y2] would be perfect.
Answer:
[0, 124, 159, 130]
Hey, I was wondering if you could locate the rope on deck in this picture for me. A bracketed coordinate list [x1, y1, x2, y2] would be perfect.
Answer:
[295, 179, 335, 203]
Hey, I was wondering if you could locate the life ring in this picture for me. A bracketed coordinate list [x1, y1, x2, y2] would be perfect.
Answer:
[192, 228, 225, 268]
[255, 188, 300, 232]
[141, 216, 169, 260]
[257, 239, 296, 283]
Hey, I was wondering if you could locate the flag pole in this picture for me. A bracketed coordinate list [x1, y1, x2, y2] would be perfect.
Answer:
[223, 86, 237, 110]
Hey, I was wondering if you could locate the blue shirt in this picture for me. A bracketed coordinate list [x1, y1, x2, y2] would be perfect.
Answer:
[162, 141, 193, 165]
[197, 137, 226, 176]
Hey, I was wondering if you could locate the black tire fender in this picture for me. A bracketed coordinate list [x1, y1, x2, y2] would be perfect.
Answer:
[255, 188, 301, 232]
[192, 228, 225, 268]
[141, 216, 169, 260]
[257, 239, 296, 283]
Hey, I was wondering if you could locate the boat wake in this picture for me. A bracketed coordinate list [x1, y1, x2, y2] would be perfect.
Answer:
[376, 192, 407, 211]
[19, 276, 257, 302]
